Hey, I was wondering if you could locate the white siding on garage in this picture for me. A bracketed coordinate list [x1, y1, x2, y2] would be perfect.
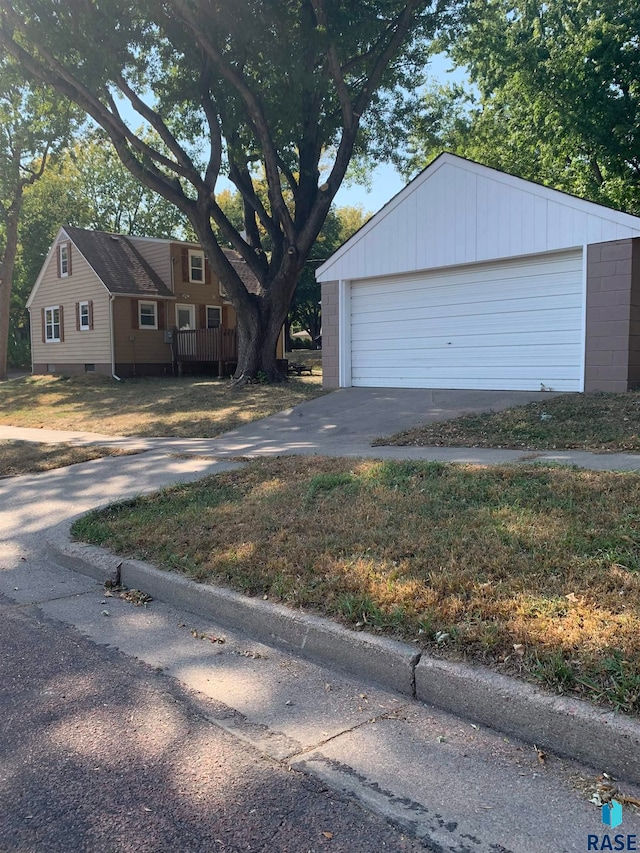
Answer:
[349, 250, 584, 391]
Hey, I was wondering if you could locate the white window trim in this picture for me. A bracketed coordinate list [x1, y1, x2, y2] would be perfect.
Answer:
[138, 300, 158, 330]
[79, 301, 90, 331]
[176, 303, 196, 330]
[188, 250, 205, 283]
[59, 244, 69, 278]
[45, 306, 61, 343]
[206, 305, 221, 328]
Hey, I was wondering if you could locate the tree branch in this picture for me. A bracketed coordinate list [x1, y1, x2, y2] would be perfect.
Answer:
[310, 0, 355, 130]
[199, 72, 223, 190]
[115, 74, 199, 175]
[170, 0, 296, 243]
[228, 159, 279, 245]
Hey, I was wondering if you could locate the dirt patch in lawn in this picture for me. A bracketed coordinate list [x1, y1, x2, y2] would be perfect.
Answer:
[375, 391, 640, 452]
[72, 456, 640, 715]
[0, 374, 325, 438]
[0, 440, 139, 477]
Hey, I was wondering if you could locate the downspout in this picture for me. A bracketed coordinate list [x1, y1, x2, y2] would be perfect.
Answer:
[110, 294, 121, 381]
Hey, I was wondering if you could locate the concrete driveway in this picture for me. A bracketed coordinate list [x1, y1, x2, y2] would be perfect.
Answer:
[187, 386, 552, 457]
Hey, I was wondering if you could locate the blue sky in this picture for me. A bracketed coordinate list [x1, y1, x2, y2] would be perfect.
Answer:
[332, 52, 467, 215]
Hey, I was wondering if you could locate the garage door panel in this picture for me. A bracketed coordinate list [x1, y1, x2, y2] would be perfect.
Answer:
[352, 329, 580, 350]
[351, 289, 581, 323]
[352, 375, 580, 392]
[349, 250, 583, 391]
[352, 311, 582, 342]
[352, 345, 580, 366]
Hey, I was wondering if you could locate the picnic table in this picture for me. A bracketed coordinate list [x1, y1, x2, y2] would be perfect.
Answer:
[287, 361, 314, 376]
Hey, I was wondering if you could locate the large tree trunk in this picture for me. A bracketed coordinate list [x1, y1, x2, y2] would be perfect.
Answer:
[234, 295, 290, 384]
[231, 266, 301, 384]
[0, 207, 20, 382]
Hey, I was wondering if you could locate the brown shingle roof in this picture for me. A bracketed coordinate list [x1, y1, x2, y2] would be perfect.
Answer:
[64, 227, 174, 298]
[222, 248, 261, 294]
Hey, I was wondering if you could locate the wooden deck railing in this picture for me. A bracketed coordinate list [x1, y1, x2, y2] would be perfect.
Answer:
[175, 327, 238, 366]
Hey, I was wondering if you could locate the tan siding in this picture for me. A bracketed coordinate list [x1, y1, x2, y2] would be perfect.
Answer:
[170, 242, 229, 329]
[112, 297, 172, 365]
[128, 238, 172, 290]
[30, 241, 111, 370]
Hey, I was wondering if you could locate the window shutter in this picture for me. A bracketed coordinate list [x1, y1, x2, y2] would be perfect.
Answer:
[131, 299, 139, 329]
[204, 259, 211, 285]
[198, 304, 206, 328]
[157, 301, 165, 330]
[88, 300, 94, 330]
[41, 308, 46, 342]
[67, 242, 72, 276]
[181, 247, 189, 281]
[75, 302, 80, 331]
[59, 305, 65, 342]
[56, 247, 61, 279]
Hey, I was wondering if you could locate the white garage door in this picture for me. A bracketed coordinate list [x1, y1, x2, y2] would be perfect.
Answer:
[349, 250, 584, 391]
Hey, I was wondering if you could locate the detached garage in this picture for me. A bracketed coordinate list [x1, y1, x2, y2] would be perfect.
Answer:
[317, 154, 640, 393]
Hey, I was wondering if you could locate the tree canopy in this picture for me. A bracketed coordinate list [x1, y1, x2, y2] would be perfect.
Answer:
[0, 57, 80, 378]
[0, 0, 442, 380]
[404, 0, 640, 214]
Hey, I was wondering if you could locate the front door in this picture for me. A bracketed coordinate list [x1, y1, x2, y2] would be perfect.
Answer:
[176, 304, 195, 330]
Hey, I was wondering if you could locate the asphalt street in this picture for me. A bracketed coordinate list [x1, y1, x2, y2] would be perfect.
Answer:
[0, 598, 427, 853]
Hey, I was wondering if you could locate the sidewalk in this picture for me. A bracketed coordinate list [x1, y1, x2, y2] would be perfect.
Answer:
[3, 421, 640, 471]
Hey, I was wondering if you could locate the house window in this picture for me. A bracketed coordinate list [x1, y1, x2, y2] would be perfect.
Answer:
[139, 301, 158, 329]
[79, 301, 90, 330]
[84, 363, 95, 373]
[59, 244, 69, 277]
[206, 306, 221, 328]
[189, 250, 204, 283]
[45, 306, 61, 342]
[176, 304, 195, 329]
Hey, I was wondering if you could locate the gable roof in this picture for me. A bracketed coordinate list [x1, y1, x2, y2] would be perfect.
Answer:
[316, 153, 640, 282]
[222, 248, 261, 294]
[26, 226, 263, 309]
[64, 226, 174, 298]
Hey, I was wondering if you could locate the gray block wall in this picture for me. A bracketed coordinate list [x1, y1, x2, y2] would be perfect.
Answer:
[321, 281, 339, 389]
[585, 237, 640, 392]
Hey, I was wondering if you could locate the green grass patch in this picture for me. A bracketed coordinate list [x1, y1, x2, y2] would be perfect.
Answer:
[375, 391, 640, 452]
[72, 456, 640, 715]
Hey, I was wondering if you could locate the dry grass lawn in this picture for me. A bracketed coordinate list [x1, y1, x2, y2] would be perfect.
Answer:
[0, 440, 138, 477]
[73, 456, 640, 715]
[377, 391, 640, 452]
[0, 373, 324, 438]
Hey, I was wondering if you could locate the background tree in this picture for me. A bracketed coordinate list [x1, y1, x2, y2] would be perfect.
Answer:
[0, 0, 441, 382]
[290, 205, 369, 347]
[66, 130, 194, 238]
[0, 59, 80, 379]
[404, 1, 640, 213]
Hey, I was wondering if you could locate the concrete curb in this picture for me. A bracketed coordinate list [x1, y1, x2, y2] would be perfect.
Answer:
[415, 657, 640, 786]
[47, 519, 640, 785]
